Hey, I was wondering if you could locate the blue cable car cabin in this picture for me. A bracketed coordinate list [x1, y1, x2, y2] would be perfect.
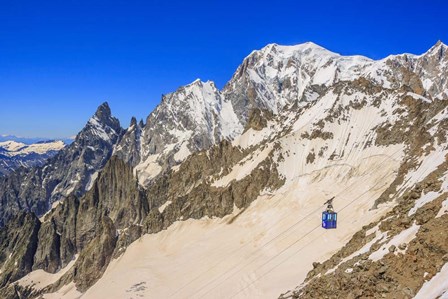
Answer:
[322, 211, 337, 229]
[322, 196, 337, 229]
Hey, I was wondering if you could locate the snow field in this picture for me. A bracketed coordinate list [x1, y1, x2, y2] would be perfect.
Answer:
[79, 146, 400, 299]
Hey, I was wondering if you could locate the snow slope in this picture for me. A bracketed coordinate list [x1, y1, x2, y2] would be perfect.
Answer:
[81, 148, 399, 299]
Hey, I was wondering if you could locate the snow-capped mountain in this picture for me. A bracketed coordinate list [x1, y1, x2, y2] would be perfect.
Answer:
[116, 41, 448, 188]
[115, 79, 243, 185]
[0, 140, 65, 176]
[1, 41, 448, 299]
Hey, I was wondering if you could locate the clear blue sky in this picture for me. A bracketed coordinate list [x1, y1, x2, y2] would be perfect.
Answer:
[1, 0, 447, 138]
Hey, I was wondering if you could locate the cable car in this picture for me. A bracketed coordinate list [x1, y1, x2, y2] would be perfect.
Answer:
[322, 197, 337, 229]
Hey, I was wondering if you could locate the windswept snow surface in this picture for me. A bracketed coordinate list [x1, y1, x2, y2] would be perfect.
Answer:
[81, 149, 400, 299]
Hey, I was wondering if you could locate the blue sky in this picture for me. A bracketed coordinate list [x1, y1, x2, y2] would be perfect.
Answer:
[1, 0, 447, 138]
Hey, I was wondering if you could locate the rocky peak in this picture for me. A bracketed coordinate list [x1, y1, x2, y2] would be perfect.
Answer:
[424, 40, 447, 59]
[0, 103, 124, 228]
[129, 116, 137, 128]
[413, 40, 448, 99]
[112, 116, 143, 168]
[79, 103, 122, 145]
[94, 102, 112, 121]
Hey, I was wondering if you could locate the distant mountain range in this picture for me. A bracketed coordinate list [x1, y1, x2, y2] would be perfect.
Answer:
[0, 134, 74, 145]
[0, 140, 66, 176]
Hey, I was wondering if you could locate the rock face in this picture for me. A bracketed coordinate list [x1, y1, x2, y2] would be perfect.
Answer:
[0, 212, 40, 288]
[0, 102, 123, 226]
[0, 140, 65, 176]
[113, 117, 143, 167]
[1, 41, 448, 298]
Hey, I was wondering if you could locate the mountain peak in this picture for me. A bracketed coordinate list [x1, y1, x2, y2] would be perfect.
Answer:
[434, 39, 446, 47]
[80, 101, 122, 143]
[94, 102, 112, 120]
[187, 78, 204, 87]
[424, 40, 447, 57]
[262, 41, 330, 54]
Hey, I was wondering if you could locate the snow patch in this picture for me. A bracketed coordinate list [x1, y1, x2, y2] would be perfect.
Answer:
[326, 226, 387, 275]
[18, 255, 78, 291]
[85, 171, 99, 191]
[399, 148, 447, 194]
[87, 116, 115, 142]
[174, 142, 191, 162]
[42, 282, 82, 299]
[408, 191, 441, 216]
[134, 154, 162, 185]
[158, 201, 172, 213]
[436, 198, 448, 218]
[406, 92, 431, 103]
[212, 145, 272, 187]
[414, 262, 448, 299]
[369, 223, 420, 261]
[39, 201, 62, 222]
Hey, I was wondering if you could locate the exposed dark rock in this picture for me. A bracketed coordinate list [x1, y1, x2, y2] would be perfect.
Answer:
[244, 108, 274, 131]
[71, 216, 117, 292]
[32, 219, 61, 273]
[0, 212, 40, 288]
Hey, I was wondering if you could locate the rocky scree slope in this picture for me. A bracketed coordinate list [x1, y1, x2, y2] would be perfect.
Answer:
[0, 41, 448, 298]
